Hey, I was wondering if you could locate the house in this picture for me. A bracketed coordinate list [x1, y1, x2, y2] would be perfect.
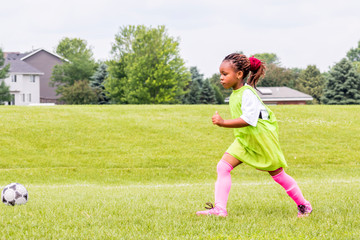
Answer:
[256, 87, 313, 105]
[2, 49, 66, 105]
[17, 49, 66, 104]
[2, 52, 43, 105]
[225, 87, 313, 105]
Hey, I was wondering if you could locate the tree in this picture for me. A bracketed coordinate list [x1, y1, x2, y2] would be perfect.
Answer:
[0, 81, 11, 104]
[296, 65, 325, 104]
[59, 80, 97, 104]
[0, 48, 10, 79]
[107, 25, 191, 104]
[253, 53, 280, 65]
[189, 67, 204, 88]
[56, 37, 94, 60]
[208, 73, 232, 99]
[287, 68, 304, 89]
[182, 80, 201, 104]
[321, 58, 360, 104]
[200, 79, 216, 104]
[347, 40, 360, 62]
[258, 64, 295, 87]
[90, 63, 110, 104]
[182, 66, 203, 104]
[104, 59, 127, 103]
[353, 62, 360, 74]
[212, 84, 224, 104]
[51, 37, 97, 95]
[0, 49, 11, 104]
[251, 53, 302, 88]
[346, 41, 360, 74]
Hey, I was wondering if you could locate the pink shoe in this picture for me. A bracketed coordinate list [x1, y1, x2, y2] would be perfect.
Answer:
[297, 201, 312, 218]
[196, 202, 228, 217]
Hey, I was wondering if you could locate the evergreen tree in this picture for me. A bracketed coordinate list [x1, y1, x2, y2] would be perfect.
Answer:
[200, 79, 216, 104]
[190, 66, 204, 88]
[182, 66, 203, 104]
[212, 84, 224, 104]
[0, 81, 11, 104]
[321, 58, 360, 104]
[208, 73, 232, 99]
[296, 65, 325, 104]
[184, 80, 201, 104]
[90, 63, 110, 104]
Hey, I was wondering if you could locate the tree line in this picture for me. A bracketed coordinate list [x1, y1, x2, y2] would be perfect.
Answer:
[1, 25, 360, 105]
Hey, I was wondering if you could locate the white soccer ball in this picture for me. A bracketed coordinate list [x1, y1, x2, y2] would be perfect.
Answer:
[1, 183, 28, 206]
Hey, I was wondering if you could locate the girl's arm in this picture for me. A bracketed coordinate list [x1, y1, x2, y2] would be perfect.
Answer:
[212, 111, 249, 128]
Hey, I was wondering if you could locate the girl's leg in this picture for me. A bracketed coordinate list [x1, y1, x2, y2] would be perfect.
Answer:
[214, 153, 241, 210]
[196, 153, 241, 217]
[270, 168, 312, 217]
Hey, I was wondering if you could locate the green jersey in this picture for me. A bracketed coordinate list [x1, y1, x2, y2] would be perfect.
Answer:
[226, 85, 288, 171]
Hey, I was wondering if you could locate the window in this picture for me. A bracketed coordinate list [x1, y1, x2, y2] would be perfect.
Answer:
[22, 94, 25, 102]
[30, 75, 36, 83]
[28, 94, 32, 102]
[11, 75, 17, 82]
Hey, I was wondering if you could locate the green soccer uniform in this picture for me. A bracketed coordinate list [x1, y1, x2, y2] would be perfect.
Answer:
[226, 85, 288, 171]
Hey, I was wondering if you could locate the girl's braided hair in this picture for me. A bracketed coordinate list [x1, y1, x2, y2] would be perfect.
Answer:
[223, 53, 266, 88]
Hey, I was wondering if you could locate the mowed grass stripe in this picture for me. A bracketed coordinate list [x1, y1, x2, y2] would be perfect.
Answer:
[1, 177, 359, 190]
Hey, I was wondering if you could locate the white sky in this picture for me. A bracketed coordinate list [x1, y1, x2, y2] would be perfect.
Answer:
[1, 0, 359, 77]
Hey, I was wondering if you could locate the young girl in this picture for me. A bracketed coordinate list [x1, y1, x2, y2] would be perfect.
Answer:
[196, 53, 312, 218]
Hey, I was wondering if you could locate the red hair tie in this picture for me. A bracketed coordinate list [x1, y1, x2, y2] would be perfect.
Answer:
[249, 56, 261, 72]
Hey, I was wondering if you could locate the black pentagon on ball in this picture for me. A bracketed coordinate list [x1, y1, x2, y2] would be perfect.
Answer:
[8, 200, 15, 206]
[9, 184, 17, 191]
[24, 193, 28, 200]
[16, 191, 22, 199]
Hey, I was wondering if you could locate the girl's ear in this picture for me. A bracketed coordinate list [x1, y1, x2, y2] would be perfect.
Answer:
[237, 71, 244, 80]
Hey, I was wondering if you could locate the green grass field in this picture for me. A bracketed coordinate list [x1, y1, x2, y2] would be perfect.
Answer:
[0, 105, 359, 239]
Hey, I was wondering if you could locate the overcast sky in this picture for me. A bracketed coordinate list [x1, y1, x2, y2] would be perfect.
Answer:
[1, 0, 359, 77]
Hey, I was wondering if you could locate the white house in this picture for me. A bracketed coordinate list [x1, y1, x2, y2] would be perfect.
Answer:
[1, 52, 44, 105]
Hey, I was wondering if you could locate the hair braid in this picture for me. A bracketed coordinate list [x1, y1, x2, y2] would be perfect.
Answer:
[223, 53, 266, 88]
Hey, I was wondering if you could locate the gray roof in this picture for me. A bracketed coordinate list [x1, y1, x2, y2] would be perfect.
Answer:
[21, 48, 68, 62]
[3, 52, 43, 75]
[256, 87, 313, 101]
[224, 86, 313, 103]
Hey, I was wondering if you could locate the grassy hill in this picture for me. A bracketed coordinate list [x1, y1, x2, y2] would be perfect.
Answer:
[0, 105, 359, 239]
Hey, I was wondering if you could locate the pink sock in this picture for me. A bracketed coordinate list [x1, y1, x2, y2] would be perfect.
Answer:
[214, 159, 233, 210]
[272, 169, 307, 205]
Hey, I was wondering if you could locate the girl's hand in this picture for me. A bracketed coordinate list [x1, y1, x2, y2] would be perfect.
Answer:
[212, 111, 224, 126]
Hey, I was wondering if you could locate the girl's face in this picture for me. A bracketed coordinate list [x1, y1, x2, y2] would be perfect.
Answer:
[219, 61, 243, 90]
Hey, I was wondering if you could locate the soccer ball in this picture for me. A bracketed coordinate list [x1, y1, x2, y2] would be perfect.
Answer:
[1, 183, 28, 206]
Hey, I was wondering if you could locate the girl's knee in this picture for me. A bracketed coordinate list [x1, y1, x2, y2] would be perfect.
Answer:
[268, 167, 283, 176]
[217, 159, 234, 173]
[221, 153, 242, 168]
